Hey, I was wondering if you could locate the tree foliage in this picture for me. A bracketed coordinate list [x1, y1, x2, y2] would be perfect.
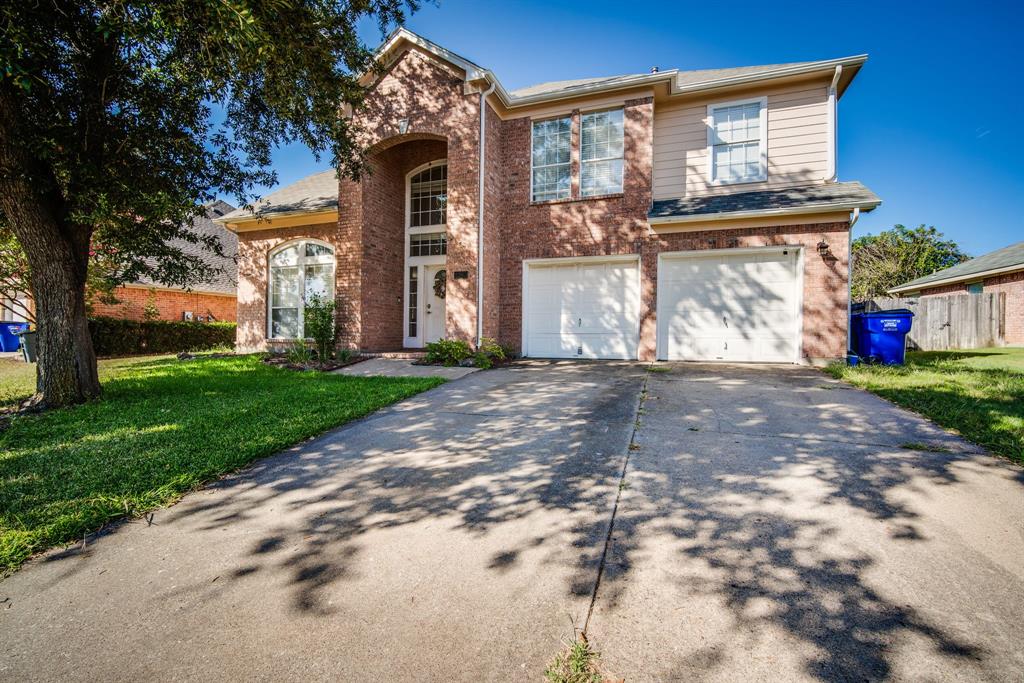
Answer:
[852, 225, 970, 300]
[0, 0, 415, 407]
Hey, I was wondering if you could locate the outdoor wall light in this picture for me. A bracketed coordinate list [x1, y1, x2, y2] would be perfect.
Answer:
[397, 118, 409, 134]
[817, 240, 831, 256]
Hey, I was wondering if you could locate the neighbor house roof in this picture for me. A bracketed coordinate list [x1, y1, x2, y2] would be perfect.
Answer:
[216, 170, 339, 224]
[375, 28, 867, 109]
[889, 240, 1024, 294]
[135, 200, 239, 295]
[648, 181, 881, 225]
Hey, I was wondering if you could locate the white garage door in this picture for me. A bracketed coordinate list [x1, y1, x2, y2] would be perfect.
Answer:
[524, 258, 640, 359]
[658, 248, 801, 362]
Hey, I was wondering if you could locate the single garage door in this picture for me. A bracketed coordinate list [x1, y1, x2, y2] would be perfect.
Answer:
[523, 258, 640, 359]
[658, 248, 801, 362]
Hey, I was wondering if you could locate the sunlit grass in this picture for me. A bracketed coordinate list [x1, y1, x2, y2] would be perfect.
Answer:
[0, 354, 444, 572]
[827, 348, 1024, 464]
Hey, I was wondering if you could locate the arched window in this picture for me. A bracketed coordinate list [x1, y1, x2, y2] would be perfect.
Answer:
[268, 239, 335, 339]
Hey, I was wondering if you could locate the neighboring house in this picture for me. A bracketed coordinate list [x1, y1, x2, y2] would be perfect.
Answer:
[91, 200, 239, 322]
[217, 29, 881, 363]
[889, 240, 1024, 344]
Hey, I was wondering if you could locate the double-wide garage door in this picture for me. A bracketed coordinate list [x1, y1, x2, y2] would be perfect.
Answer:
[523, 258, 640, 360]
[658, 248, 801, 362]
[522, 249, 801, 362]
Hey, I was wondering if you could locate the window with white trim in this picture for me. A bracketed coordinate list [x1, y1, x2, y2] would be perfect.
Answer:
[531, 116, 571, 202]
[268, 240, 335, 339]
[581, 109, 624, 196]
[708, 98, 767, 184]
[409, 164, 447, 227]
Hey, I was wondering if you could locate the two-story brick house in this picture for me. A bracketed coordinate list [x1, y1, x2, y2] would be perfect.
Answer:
[217, 29, 880, 363]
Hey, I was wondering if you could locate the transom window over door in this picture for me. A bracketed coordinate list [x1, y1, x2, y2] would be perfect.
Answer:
[268, 240, 335, 339]
[708, 97, 767, 184]
[532, 116, 571, 202]
[581, 109, 624, 196]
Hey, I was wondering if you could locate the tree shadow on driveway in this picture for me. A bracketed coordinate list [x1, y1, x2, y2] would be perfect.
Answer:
[589, 364, 1021, 682]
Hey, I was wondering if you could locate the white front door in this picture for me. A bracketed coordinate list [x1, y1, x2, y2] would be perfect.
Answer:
[424, 265, 447, 343]
[657, 248, 801, 362]
[522, 257, 641, 360]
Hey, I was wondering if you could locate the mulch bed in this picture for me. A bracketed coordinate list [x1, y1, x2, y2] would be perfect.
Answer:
[261, 355, 371, 373]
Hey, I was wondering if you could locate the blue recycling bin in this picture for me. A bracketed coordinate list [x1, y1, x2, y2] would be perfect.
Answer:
[0, 321, 28, 352]
[851, 309, 914, 365]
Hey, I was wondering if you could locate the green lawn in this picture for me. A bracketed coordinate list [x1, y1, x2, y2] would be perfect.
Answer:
[826, 347, 1024, 465]
[0, 354, 444, 572]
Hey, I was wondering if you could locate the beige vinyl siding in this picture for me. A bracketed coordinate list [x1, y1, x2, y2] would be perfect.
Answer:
[652, 81, 831, 200]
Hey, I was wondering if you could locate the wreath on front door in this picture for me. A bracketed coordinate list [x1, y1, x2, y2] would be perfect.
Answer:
[433, 269, 447, 299]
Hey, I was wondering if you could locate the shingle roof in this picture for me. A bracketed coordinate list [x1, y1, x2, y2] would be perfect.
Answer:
[892, 240, 1024, 292]
[217, 170, 339, 222]
[509, 59, 844, 100]
[648, 181, 881, 221]
[134, 201, 238, 295]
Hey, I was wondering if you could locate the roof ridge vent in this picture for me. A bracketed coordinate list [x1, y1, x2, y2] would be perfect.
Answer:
[650, 66, 659, 73]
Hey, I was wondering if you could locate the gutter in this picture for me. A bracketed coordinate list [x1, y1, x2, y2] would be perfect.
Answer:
[647, 200, 880, 226]
[826, 65, 842, 182]
[847, 207, 860, 352]
[477, 80, 497, 347]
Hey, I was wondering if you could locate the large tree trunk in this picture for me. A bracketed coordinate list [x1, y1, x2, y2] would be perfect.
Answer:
[0, 86, 101, 408]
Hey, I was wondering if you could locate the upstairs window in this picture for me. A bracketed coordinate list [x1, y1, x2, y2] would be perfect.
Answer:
[410, 163, 447, 227]
[268, 240, 335, 339]
[581, 109, 624, 196]
[708, 98, 767, 184]
[531, 116, 571, 202]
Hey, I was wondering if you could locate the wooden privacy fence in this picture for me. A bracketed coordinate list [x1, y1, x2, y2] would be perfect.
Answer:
[857, 293, 1006, 351]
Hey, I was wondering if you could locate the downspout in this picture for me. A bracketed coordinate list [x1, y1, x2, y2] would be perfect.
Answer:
[477, 79, 497, 347]
[825, 65, 842, 182]
[847, 207, 861, 354]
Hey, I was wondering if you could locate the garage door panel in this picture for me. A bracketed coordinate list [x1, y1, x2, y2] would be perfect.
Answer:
[525, 260, 640, 360]
[659, 249, 800, 363]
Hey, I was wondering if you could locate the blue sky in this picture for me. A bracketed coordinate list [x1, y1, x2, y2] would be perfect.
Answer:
[253, 0, 1023, 256]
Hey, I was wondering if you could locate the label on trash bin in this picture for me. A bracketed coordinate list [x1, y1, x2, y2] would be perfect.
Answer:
[881, 319, 899, 330]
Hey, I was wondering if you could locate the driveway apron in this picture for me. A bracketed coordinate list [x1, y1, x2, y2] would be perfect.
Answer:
[0, 362, 645, 682]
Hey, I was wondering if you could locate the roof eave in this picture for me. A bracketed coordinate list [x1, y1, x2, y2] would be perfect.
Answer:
[648, 199, 880, 226]
[888, 262, 1024, 294]
[669, 54, 868, 98]
[214, 206, 339, 231]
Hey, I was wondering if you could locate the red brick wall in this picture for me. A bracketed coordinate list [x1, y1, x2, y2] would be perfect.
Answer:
[496, 97, 655, 354]
[351, 47, 483, 347]
[918, 270, 1024, 344]
[645, 223, 850, 361]
[91, 286, 236, 323]
[235, 222, 339, 352]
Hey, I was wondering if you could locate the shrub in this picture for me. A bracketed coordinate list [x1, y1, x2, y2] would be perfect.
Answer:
[285, 340, 313, 365]
[304, 293, 336, 361]
[424, 338, 472, 366]
[89, 317, 236, 357]
[473, 337, 506, 369]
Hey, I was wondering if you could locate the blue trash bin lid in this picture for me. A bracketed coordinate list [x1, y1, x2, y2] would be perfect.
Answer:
[860, 308, 914, 318]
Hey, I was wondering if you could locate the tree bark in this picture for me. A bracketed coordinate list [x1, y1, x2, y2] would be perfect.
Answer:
[0, 87, 101, 408]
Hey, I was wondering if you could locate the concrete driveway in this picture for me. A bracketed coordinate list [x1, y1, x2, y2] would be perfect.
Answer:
[1, 362, 1021, 681]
